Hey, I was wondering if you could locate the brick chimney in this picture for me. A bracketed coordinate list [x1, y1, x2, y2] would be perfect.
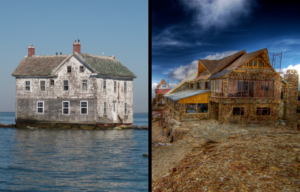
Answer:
[284, 69, 299, 129]
[73, 40, 81, 53]
[28, 44, 35, 57]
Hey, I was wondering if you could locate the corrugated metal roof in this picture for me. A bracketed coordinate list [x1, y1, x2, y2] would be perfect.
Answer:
[164, 89, 210, 101]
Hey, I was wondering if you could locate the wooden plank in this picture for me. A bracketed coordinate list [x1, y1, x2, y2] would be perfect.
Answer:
[179, 92, 210, 104]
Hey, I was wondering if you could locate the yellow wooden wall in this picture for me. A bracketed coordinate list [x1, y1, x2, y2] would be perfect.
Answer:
[179, 92, 210, 103]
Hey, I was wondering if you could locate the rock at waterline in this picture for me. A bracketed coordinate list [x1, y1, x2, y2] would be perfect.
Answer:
[142, 153, 148, 157]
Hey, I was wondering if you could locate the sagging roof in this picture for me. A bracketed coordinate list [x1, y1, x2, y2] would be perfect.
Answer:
[165, 89, 210, 101]
[12, 53, 136, 78]
[12, 55, 68, 77]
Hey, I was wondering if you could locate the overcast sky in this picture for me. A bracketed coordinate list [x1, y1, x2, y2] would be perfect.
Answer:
[152, 0, 300, 97]
[0, 0, 148, 113]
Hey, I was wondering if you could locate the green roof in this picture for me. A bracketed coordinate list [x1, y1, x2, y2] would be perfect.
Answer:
[79, 53, 137, 78]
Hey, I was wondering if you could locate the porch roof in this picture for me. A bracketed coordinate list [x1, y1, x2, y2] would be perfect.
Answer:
[164, 90, 210, 101]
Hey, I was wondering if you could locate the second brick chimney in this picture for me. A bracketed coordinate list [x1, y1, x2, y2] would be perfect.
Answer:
[73, 40, 81, 53]
[28, 44, 35, 57]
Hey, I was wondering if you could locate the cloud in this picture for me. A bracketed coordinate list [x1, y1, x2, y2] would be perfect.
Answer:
[152, 83, 158, 90]
[267, 38, 300, 53]
[169, 60, 198, 80]
[180, 0, 253, 30]
[203, 50, 239, 60]
[281, 64, 300, 89]
[169, 50, 239, 80]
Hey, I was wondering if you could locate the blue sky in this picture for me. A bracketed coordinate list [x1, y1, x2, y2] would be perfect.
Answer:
[152, 0, 300, 97]
[0, 0, 148, 113]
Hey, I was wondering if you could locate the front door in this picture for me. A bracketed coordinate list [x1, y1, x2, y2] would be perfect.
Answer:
[112, 101, 117, 122]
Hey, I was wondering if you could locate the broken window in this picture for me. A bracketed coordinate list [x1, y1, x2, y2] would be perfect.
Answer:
[37, 101, 44, 114]
[40, 81, 45, 91]
[50, 79, 54, 86]
[113, 101, 116, 112]
[25, 81, 30, 91]
[233, 107, 244, 115]
[103, 80, 106, 90]
[124, 82, 127, 93]
[81, 101, 88, 114]
[62, 101, 69, 115]
[186, 104, 197, 113]
[256, 107, 270, 115]
[114, 81, 117, 92]
[198, 103, 208, 113]
[104, 102, 107, 115]
[82, 80, 87, 91]
[125, 103, 127, 114]
[64, 80, 68, 91]
[80, 66, 84, 73]
[67, 66, 71, 73]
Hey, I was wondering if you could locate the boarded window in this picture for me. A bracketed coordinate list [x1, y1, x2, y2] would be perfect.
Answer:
[80, 66, 84, 72]
[82, 80, 87, 91]
[50, 79, 54, 86]
[233, 107, 244, 115]
[186, 104, 197, 113]
[104, 102, 106, 115]
[81, 101, 88, 114]
[62, 101, 69, 115]
[256, 108, 270, 115]
[67, 66, 71, 73]
[25, 81, 30, 91]
[40, 81, 45, 91]
[124, 82, 127, 93]
[103, 80, 106, 90]
[125, 103, 127, 114]
[64, 80, 68, 91]
[37, 101, 44, 114]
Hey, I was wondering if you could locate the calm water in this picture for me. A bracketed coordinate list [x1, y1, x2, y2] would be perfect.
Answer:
[0, 113, 148, 191]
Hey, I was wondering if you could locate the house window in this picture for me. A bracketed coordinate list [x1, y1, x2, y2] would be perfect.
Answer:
[233, 107, 244, 115]
[256, 107, 270, 115]
[40, 81, 45, 91]
[113, 101, 116, 112]
[50, 79, 54, 86]
[103, 80, 106, 90]
[82, 80, 87, 91]
[124, 82, 127, 93]
[25, 81, 30, 91]
[37, 101, 44, 114]
[125, 103, 127, 114]
[114, 81, 116, 92]
[186, 104, 197, 113]
[62, 101, 69, 115]
[80, 66, 84, 73]
[206, 82, 210, 89]
[254, 60, 257, 67]
[104, 102, 106, 115]
[281, 91, 284, 100]
[190, 83, 193, 89]
[67, 66, 71, 73]
[197, 103, 208, 113]
[64, 80, 68, 91]
[80, 101, 88, 114]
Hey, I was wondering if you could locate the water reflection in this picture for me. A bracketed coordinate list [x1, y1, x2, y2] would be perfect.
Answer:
[1, 129, 148, 191]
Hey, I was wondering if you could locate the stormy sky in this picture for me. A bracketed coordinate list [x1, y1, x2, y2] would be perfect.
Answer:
[152, 0, 300, 96]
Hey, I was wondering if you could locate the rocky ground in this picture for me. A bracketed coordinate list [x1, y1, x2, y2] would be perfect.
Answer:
[152, 119, 300, 191]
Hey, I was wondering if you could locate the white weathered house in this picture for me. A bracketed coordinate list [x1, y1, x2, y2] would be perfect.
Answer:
[12, 41, 136, 128]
